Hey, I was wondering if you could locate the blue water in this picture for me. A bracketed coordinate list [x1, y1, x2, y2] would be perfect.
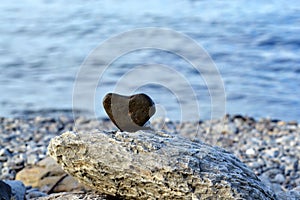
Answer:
[0, 0, 300, 121]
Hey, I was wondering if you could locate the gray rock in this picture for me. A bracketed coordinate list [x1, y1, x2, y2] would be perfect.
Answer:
[248, 158, 265, 169]
[276, 190, 300, 200]
[48, 131, 276, 199]
[0, 148, 11, 157]
[1, 166, 15, 179]
[292, 186, 300, 191]
[274, 174, 285, 184]
[26, 190, 48, 199]
[0, 180, 12, 200]
[270, 183, 283, 193]
[27, 153, 38, 165]
[25, 186, 48, 198]
[3, 180, 26, 200]
[0, 156, 7, 162]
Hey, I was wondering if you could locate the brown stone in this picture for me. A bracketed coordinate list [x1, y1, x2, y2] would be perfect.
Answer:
[103, 93, 155, 132]
[15, 157, 88, 193]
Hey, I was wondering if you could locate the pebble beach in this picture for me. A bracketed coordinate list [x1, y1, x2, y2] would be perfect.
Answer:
[0, 114, 299, 198]
[1, 1, 300, 199]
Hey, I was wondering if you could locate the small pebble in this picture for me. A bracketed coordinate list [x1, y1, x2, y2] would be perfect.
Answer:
[27, 154, 38, 165]
[274, 174, 285, 184]
[245, 148, 256, 156]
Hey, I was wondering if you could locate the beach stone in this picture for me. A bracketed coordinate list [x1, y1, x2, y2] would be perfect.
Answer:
[16, 157, 63, 188]
[248, 161, 263, 169]
[292, 186, 300, 191]
[274, 174, 285, 184]
[103, 93, 155, 132]
[0, 156, 7, 162]
[26, 190, 48, 199]
[270, 183, 283, 193]
[25, 187, 48, 199]
[0, 148, 11, 157]
[48, 131, 276, 199]
[27, 153, 39, 165]
[245, 148, 256, 156]
[288, 121, 298, 126]
[4, 180, 26, 200]
[1, 166, 15, 179]
[0, 180, 12, 200]
[15, 157, 88, 193]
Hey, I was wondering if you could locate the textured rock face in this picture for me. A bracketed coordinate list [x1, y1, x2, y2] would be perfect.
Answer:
[48, 130, 276, 199]
[103, 93, 155, 132]
[36, 192, 108, 200]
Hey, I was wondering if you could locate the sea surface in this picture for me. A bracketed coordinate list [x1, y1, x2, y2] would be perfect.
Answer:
[0, 0, 300, 121]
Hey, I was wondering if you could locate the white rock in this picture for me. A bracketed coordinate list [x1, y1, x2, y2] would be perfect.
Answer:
[246, 148, 256, 156]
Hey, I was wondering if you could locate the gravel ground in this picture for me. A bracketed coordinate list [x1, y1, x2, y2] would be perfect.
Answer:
[0, 114, 299, 197]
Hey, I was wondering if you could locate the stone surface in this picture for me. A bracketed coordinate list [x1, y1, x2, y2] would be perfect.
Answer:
[48, 130, 276, 199]
[36, 192, 108, 200]
[15, 156, 88, 193]
[103, 93, 155, 132]
[0, 180, 12, 200]
[3, 180, 26, 200]
[276, 191, 300, 200]
[25, 187, 48, 199]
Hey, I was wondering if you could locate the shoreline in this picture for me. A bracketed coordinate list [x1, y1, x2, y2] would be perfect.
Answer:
[0, 114, 299, 198]
[3, 107, 300, 124]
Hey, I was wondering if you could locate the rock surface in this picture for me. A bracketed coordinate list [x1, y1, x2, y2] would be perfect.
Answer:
[0, 180, 12, 200]
[48, 130, 276, 199]
[15, 157, 88, 193]
[103, 93, 155, 132]
[36, 192, 108, 200]
[3, 180, 26, 200]
[25, 187, 48, 199]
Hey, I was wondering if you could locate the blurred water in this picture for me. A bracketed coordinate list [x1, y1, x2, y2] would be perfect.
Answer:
[0, 0, 299, 121]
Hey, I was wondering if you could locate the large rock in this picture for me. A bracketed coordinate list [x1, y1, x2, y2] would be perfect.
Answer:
[48, 130, 276, 199]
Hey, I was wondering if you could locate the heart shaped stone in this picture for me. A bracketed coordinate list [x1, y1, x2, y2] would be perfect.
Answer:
[103, 93, 156, 132]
